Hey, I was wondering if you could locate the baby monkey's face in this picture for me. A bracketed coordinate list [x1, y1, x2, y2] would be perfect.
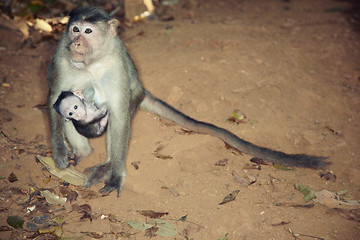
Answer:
[59, 95, 87, 121]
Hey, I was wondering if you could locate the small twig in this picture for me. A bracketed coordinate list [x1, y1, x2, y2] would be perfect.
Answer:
[269, 174, 276, 190]
[284, 227, 324, 240]
[1, 130, 16, 143]
[110, 5, 122, 17]
[276, 202, 315, 208]
[271, 221, 290, 226]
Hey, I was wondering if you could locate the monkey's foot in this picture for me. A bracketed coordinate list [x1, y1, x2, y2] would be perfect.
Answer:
[83, 162, 111, 188]
[53, 156, 71, 169]
[100, 172, 124, 197]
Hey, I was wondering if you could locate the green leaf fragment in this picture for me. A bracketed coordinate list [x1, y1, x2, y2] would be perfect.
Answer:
[218, 233, 230, 240]
[126, 219, 177, 237]
[273, 164, 295, 171]
[7, 216, 25, 229]
[177, 214, 187, 222]
[126, 221, 153, 231]
[295, 183, 316, 202]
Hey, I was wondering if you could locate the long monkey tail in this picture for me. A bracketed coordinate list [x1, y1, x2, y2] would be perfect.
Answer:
[140, 90, 328, 169]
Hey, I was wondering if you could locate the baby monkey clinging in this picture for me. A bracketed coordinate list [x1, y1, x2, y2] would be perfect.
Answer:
[47, 6, 327, 196]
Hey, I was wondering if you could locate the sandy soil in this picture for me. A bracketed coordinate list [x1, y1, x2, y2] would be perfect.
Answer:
[1, 0, 360, 239]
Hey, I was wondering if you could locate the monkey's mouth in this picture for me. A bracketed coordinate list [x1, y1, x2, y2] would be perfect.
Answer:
[69, 41, 91, 63]
[70, 51, 87, 62]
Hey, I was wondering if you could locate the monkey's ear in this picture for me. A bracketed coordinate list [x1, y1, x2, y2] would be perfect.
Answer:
[108, 19, 119, 37]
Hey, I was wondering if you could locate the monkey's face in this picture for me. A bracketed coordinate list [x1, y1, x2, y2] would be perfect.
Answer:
[59, 96, 87, 121]
[68, 21, 107, 64]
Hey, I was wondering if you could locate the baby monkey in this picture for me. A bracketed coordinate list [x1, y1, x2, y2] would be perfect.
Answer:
[53, 88, 109, 137]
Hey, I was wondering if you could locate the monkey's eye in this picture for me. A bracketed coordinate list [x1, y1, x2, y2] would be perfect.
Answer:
[74, 105, 78, 110]
[73, 26, 80, 32]
[85, 28, 92, 34]
[69, 112, 73, 116]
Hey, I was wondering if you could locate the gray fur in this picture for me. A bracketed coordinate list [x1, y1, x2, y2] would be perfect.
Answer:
[47, 6, 327, 197]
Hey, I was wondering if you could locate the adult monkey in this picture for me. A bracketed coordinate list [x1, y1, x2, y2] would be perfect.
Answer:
[47, 7, 327, 196]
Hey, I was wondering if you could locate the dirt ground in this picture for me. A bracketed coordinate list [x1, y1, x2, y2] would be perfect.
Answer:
[1, 0, 360, 239]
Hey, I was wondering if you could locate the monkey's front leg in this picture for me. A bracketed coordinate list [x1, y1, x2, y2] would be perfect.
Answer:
[49, 102, 71, 169]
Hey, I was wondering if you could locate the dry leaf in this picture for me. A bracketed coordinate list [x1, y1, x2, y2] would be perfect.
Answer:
[59, 186, 78, 202]
[86, 232, 104, 239]
[152, 145, 173, 160]
[8, 172, 18, 182]
[152, 152, 173, 160]
[137, 210, 169, 219]
[231, 170, 256, 187]
[77, 188, 101, 199]
[177, 128, 196, 135]
[215, 159, 228, 166]
[40, 190, 67, 206]
[34, 18, 53, 32]
[131, 161, 140, 170]
[319, 171, 336, 182]
[224, 142, 243, 155]
[36, 155, 87, 186]
[250, 157, 268, 165]
[314, 190, 360, 209]
[219, 190, 240, 205]
[145, 226, 159, 237]
[72, 204, 93, 220]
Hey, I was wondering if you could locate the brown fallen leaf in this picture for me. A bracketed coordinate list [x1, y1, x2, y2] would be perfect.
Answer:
[215, 159, 228, 166]
[231, 170, 256, 187]
[145, 226, 159, 237]
[152, 145, 173, 160]
[59, 186, 78, 203]
[72, 204, 91, 213]
[319, 171, 336, 182]
[243, 163, 261, 170]
[77, 188, 101, 199]
[250, 157, 268, 165]
[177, 128, 197, 135]
[219, 190, 240, 205]
[224, 142, 243, 155]
[137, 210, 169, 219]
[72, 204, 92, 221]
[84, 232, 104, 239]
[131, 161, 140, 170]
[33, 198, 52, 213]
[36, 155, 87, 186]
[8, 172, 18, 183]
[152, 152, 173, 160]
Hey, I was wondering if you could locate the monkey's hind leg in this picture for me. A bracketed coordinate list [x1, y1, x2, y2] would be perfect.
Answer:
[100, 171, 125, 197]
[83, 162, 112, 189]
[64, 122, 93, 165]
[84, 158, 126, 197]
